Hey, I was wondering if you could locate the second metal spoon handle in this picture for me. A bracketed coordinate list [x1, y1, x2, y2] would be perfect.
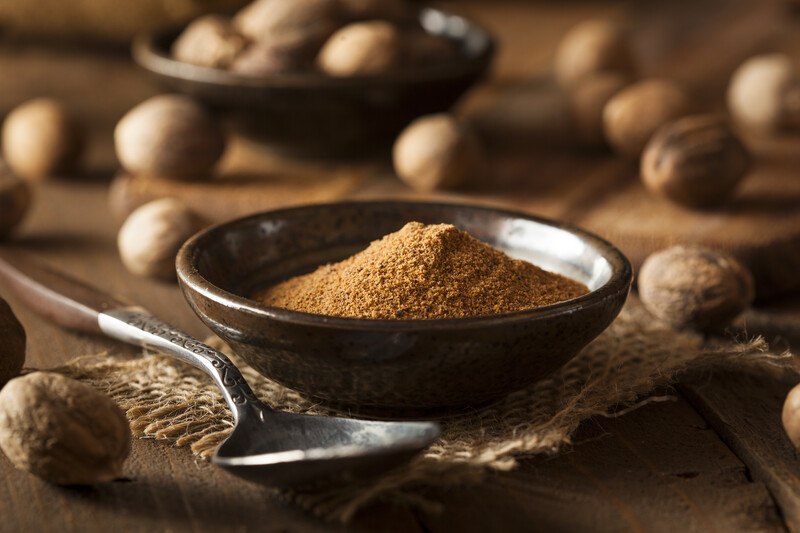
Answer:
[98, 307, 265, 423]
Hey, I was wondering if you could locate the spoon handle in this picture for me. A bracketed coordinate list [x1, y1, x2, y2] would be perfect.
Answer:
[99, 308, 266, 423]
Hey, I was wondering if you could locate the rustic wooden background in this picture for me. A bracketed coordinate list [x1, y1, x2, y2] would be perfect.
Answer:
[1, 0, 800, 531]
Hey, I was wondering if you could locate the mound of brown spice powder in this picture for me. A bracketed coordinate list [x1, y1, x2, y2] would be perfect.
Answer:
[256, 222, 589, 319]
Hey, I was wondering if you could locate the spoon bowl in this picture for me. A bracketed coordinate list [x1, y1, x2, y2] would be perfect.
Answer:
[214, 408, 439, 487]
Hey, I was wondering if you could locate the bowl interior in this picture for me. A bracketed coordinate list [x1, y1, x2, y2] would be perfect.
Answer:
[181, 201, 628, 323]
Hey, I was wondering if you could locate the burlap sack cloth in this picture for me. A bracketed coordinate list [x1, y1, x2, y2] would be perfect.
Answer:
[55, 297, 789, 522]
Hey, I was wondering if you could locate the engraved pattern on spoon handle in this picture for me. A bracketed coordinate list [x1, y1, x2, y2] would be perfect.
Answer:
[98, 307, 265, 422]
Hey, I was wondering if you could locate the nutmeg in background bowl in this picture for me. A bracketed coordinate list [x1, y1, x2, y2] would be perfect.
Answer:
[176, 201, 632, 417]
[133, 8, 494, 157]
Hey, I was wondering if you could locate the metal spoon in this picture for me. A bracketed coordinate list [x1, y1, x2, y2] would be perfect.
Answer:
[0, 254, 440, 488]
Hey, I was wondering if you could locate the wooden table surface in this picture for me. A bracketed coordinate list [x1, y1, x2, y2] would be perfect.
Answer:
[1, 1, 800, 531]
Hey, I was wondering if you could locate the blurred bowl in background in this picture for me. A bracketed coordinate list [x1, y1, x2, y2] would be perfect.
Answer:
[133, 8, 495, 157]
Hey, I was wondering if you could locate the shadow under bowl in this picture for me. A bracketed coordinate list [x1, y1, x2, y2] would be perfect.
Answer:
[133, 8, 495, 157]
[176, 201, 632, 418]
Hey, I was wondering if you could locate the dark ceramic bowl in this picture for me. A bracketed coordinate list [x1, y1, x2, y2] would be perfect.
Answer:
[176, 201, 632, 417]
[133, 8, 494, 156]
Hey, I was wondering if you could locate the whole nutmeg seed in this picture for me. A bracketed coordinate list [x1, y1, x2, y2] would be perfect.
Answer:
[641, 115, 750, 207]
[0, 297, 25, 388]
[553, 19, 636, 88]
[638, 245, 755, 331]
[117, 198, 204, 280]
[782, 383, 800, 449]
[727, 54, 800, 134]
[603, 78, 694, 157]
[0, 372, 130, 485]
[233, 0, 339, 48]
[567, 72, 631, 145]
[393, 113, 484, 192]
[2, 98, 84, 181]
[0, 164, 32, 239]
[114, 95, 225, 181]
[317, 21, 402, 76]
[172, 15, 248, 69]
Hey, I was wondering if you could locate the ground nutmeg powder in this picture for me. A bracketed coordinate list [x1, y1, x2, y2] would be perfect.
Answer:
[256, 222, 589, 319]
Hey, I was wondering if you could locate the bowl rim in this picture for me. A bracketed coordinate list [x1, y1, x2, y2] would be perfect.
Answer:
[132, 7, 496, 90]
[176, 200, 633, 331]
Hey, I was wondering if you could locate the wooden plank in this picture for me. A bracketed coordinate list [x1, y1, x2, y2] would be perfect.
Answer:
[681, 368, 800, 533]
[0, 437, 423, 532]
[108, 159, 370, 225]
[417, 396, 785, 533]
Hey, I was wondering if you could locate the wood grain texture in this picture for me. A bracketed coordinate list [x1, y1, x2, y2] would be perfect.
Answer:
[108, 166, 369, 225]
[681, 368, 800, 533]
[420, 395, 786, 533]
[0, 435, 423, 533]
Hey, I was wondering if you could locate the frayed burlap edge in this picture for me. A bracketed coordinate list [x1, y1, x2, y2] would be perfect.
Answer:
[54, 298, 793, 522]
